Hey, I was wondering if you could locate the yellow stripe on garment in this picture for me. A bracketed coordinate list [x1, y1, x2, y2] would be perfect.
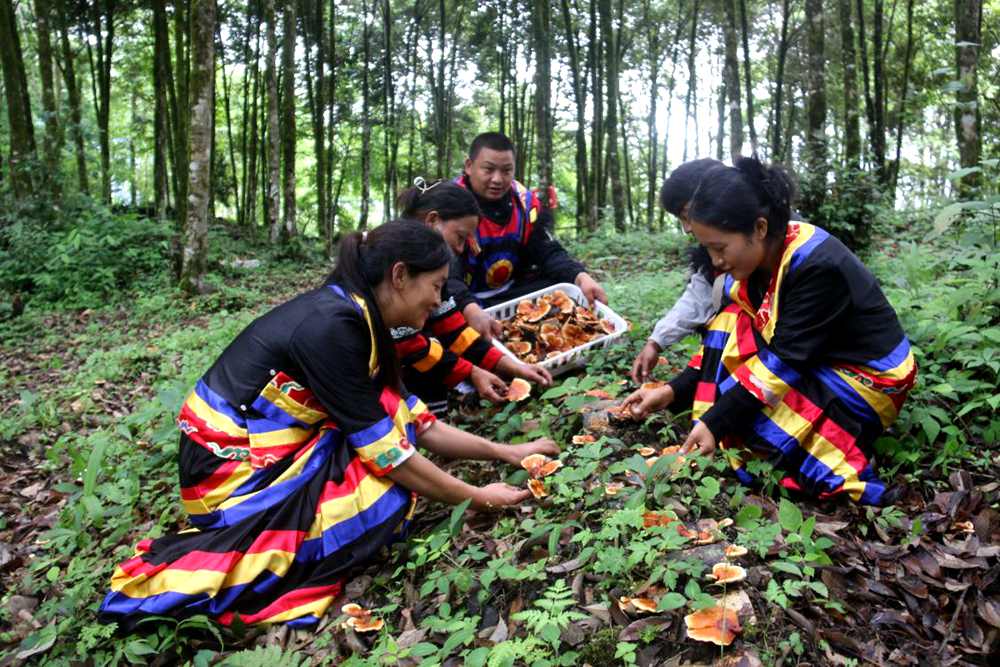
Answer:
[115, 475, 400, 598]
[247, 427, 315, 449]
[349, 294, 380, 376]
[212, 439, 322, 513]
[182, 461, 256, 516]
[448, 327, 480, 356]
[305, 473, 398, 539]
[831, 367, 901, 429]
[706, 309, 739, 333]
[760, 223, 817, 342]
[412, 339, 444, 373]
[765, 401, 866, 501]
[692, 400, 714, 421]
[185, 393, 248, 438]
[255, 594, 339, 625]
[259, 383, 328, 425]
[743, 355, 791, 406]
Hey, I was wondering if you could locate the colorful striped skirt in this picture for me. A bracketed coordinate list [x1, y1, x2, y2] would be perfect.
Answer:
[689, 304, 916, 505]
[99, 422, 417, 629]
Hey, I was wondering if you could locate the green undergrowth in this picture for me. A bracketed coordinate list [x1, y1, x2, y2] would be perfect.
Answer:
[1, 212, 996, 665]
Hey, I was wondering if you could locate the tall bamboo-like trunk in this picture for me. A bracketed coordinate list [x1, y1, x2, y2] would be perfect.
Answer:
[601, 0, 625, 232]
[91, 0, 114, 204]
[152, 0, 172, 219]
[643, 0, 660, 229]
[34, 0, 61, 187]
[173, 0, 189, 225]
[305, 0, 326, 241]
[953, 0, 982, 196]
[280, 1, 296, 238]
[559, 0, 589, 232]
[58, 3, 88, 194]
[179, 0, 215, 294]
[359, 0, 372, 229]
[871, 0, 887, 184]
[839, 0, 861, 171]
[217, 20, 240, 224]
[0, 0, 37, 198]
[682, 0, 700, 162]
[802, 0, 827, 214]
[588, 0, 602, 230]
[770, 0, 790, 161]
[532, 0, 553, 201]
[244, 24, 261, 231]
[889, 0, 915, 192]
[722, 0, 742, 159]
[264, 0, 281, 241]
[737, 0, 757, 152]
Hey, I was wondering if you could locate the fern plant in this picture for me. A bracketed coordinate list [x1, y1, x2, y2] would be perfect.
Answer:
[510, 579, 587, 665]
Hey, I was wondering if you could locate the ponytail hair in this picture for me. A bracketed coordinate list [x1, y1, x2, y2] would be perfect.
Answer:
[397, 178, 481, 222]
[327, 218, 452, 389]
[688, 155, 797, 240]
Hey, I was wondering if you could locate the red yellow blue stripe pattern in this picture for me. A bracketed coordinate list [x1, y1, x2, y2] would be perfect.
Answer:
[690, 223, 916, 504]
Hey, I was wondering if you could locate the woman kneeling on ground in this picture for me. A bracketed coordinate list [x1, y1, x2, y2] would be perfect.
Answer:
[99, 219, 557, 630]
[623, 157, 915, 505]
[394, 178, 552, 413]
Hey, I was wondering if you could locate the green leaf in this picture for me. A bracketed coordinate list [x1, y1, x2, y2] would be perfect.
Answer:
[83, 431, 111, 496]
[919, 414, 941, 443]
[657, 592, 686, 611]
[777, 498, 803, 532]
[771, 560, 803, 577]
[464, 647, 490, 667]
[449, 498, 472, 537]
[733, 503, 762, 526]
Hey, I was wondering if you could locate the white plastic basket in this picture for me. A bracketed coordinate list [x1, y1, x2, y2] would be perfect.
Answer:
[484, 282, 628, 376]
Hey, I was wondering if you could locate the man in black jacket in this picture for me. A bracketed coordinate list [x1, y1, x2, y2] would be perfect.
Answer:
[452, 132, 607, 339]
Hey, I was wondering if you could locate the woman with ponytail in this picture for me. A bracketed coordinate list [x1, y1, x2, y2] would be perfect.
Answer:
[395, 179, 552, 413]
[623, 157, 916, 505]
[99, 219, 558, 630]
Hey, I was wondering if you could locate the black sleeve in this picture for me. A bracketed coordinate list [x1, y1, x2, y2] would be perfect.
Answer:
[700, 260, 853, 441]
[524, 207, 586, 283]
[666, 366, 699, 414]
[447, 253, 477, 310]
[287, 307, 427, 476]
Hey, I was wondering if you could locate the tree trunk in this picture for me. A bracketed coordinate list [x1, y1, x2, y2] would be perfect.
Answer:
[737, 0, 757, 152]
[173, 0, 189, 226]
[682, 0, 700, 162]
[770, 0, 790, 161]
[802, 0, 827, 214]
[305, 0, 326, 241]
[34, 0, 61, 187]
[179, 0, 215, 294]
[280, 1, 296, 238]
[218, 20, 240, 225]
[359, 0, 372, 229]
[643, 0, 659, 230]
[619, 96, 635, 228]
[264, 0, 281, 241]
[872, 0, 887, 184]
[953, 0, 982, 196]
[533, 0, 553, 201]
[890, 0, 915, 193]
[129, 90, 137, 207]
[559, 0, 589, 233]
[588, 0, 602, 231]
[152, 0, 172, 219]
[244, 23, 261, 231]
[722, 0, 742, 159]
[92, 0, 115, 204]
[58, 3, 88, 195]
[0, 0, 37, 197]
[839, 0, 861, 171]
[601, 0, 625, 233]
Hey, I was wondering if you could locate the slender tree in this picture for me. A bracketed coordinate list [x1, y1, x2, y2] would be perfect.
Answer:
[533, 0, 553, 201]
[179, 0, 215, 293]
[90, 0, 115, 204]
[58, 2, 88, 195]
[770, 0, 791, 161]
[953, 0, 982, 196]
[152, 0, 173, 219]
[601, 0, 626, 232]
[359, 0, 372, 229]
[839, 0, 861, 171]
[559, 0, 589, 232]
[890, 0, 915, 192]
[721, 0, 743, 159]
[802, 0, 827, 213]
[264, 0, 281, 241]
[34, 0, 61, 186]
[737, 0, 757, 151]
[0, 0, 37, 197]
[280, 0, 296, 238]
